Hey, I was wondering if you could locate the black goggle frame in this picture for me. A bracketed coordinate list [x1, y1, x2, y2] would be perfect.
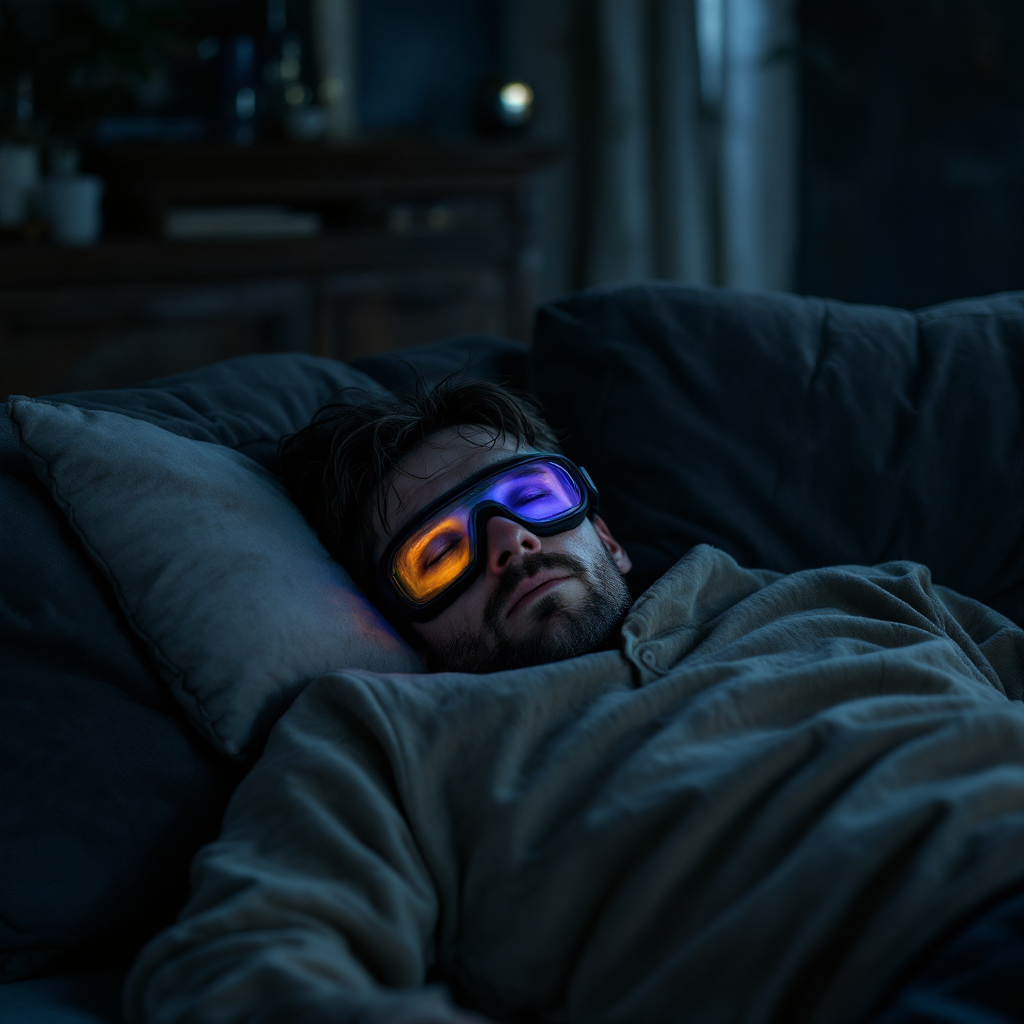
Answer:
[376, 452, 599, 623]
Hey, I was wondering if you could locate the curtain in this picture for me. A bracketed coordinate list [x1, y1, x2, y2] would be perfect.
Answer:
[504, 0, 798, 298]
[719, 0, 798, 291]
[576, 0, 715, 286]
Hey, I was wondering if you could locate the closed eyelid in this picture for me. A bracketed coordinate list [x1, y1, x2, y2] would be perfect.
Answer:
[423, 529, 463, 555]
[491, 468, 559, 494]
[389, 458, 571, 555]
[382, 455, 595, 614]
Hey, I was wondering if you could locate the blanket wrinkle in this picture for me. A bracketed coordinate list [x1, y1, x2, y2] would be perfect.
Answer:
[126, 545, 1024, 1024]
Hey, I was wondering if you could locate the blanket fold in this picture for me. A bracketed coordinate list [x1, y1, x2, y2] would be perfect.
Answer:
[126, 546, 1024, 1024]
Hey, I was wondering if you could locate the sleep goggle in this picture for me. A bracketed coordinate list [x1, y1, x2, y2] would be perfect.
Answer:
[377, 453, 599, 622]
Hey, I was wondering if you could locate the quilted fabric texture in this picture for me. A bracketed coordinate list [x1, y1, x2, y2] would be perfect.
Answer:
[531, 285, 1024, 625]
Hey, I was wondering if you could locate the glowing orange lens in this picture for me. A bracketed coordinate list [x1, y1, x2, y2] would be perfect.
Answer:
[392, 514, 473, 603]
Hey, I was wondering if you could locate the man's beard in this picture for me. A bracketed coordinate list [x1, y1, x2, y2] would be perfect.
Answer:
[428, 548, 633, 674]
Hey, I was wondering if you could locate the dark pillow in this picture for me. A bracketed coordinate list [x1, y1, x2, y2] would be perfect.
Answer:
[2, 354, 379, 983]
[530, 285, 1024, 625]
[11, 398, 422, 760]
[47, 351, 386, 471]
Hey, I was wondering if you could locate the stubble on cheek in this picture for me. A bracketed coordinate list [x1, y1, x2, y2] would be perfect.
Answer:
[427, 550, 631, 674]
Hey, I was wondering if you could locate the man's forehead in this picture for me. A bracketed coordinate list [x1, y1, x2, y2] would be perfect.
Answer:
[377, 427, 532, 544]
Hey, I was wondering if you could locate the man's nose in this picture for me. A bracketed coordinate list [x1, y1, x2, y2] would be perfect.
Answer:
[486, 515, 541, 574]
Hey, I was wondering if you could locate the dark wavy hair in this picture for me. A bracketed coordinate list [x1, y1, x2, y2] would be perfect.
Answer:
[278, 376, 562, 596]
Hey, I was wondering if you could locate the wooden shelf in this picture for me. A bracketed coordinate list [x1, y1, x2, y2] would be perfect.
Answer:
[0, 142, 560, 398]
[0, 229, 513, 288]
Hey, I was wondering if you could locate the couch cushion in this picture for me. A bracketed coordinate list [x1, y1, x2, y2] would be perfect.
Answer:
[1, 343, 519, 983]
[531, 285, 1024, 625]
[0, 969, 124, 1023]
[0, 414, 238, 983]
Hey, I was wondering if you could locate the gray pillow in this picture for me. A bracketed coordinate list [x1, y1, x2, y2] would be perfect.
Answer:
[11, 397, 422, 759]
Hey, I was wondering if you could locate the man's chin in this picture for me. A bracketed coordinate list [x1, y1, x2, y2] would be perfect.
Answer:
[499, 598, 581, 657]
[432, 589, 629, 674]
[427, 546, 633, 674]
[504, 575, 581, 622]
[506, 588, 573, 632]
[431, 626, 585, 676]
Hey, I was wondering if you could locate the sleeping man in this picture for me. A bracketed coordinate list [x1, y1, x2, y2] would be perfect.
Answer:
[126, 379, 1024, 1024]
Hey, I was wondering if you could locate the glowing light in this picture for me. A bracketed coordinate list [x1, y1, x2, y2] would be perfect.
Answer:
[498, 82, 533, 123]
[394, 517, 472, 603]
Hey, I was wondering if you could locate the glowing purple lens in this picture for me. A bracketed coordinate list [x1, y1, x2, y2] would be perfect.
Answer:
[486, 462, 582, 521]
[384, 456, 591, 616]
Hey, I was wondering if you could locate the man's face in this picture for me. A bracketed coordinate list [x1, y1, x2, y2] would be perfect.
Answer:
[373, 428, 633, 673]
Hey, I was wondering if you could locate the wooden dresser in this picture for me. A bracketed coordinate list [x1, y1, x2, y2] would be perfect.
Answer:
[0, 143, 556, 398]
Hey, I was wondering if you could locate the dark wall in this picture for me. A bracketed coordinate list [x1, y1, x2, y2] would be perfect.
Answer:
[798, 0, 1024, 309]
[358, 0, 499, 138]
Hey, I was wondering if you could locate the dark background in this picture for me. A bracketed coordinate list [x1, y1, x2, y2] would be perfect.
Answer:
[0, 0, 1021, 310]
[0, 0, 505, 143]
[797, 0, 1023, 309]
